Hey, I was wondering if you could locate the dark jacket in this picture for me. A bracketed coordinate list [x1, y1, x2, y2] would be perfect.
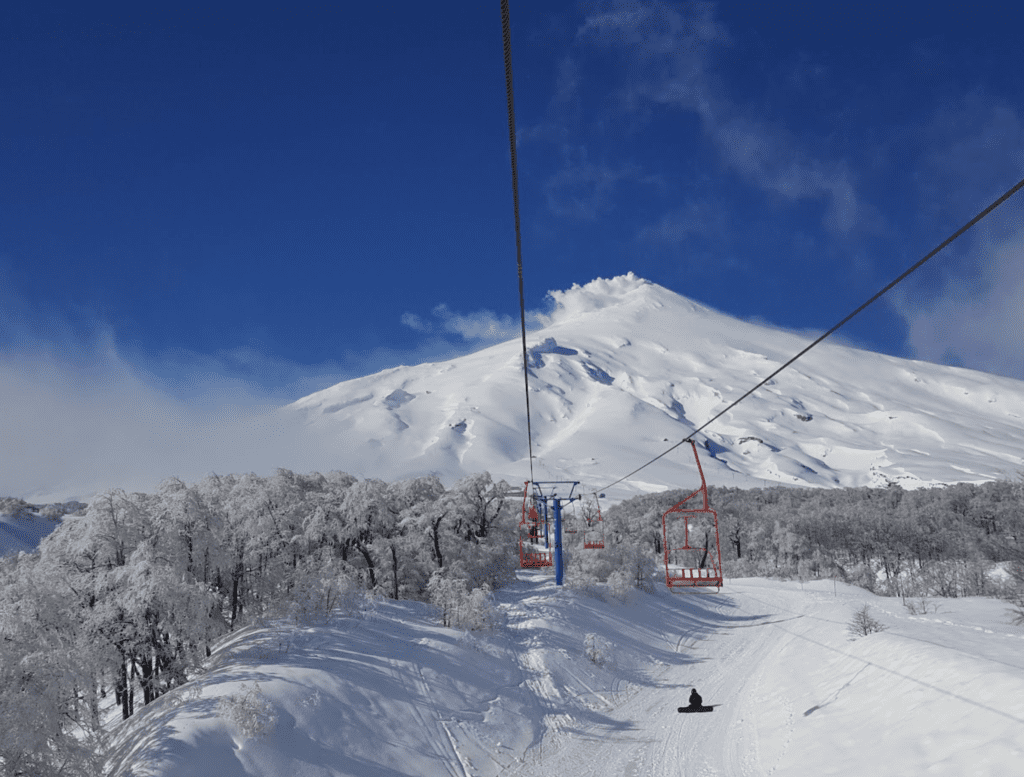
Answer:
[688, 689, 702, 707]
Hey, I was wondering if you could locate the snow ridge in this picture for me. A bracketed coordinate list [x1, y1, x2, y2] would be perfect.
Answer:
[105, 573, 1024, 777]
[287, 275, 1024, 500]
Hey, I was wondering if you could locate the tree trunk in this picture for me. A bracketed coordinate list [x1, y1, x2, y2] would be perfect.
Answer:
[354, 541, 376, 589]
[431, 515, 444, 568]
[140, 653, 154, 706]
[117, 657, 130, 721]
[230, 559, 244, 629]
[390, 542, 399, 600]
[730, 525, 742, 558]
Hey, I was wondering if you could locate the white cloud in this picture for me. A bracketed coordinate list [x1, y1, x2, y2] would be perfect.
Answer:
[712, 116, 858, 232]
[0, 329, 487, 503]
[433, 303, 523, 340]
[544, 145, 643, 220]
[0, 288, 561, 500]
[0, 276, 475, 501]
[894, 223, 1024, 381]
[891, 96, 1024, 381]
[638, 198, 725, 243]
[401, 303, 549, 342]
[574, 0, 859, 233]
[0, 337, 331, 502]
[400, 312, 428, 331]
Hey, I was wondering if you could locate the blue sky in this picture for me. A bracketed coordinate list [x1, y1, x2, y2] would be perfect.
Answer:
[2, 1, 1023, 498]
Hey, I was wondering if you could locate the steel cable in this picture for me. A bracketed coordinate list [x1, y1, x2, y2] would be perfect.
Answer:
[500, 0, 535, 484]
[598, 175, 1024, 493]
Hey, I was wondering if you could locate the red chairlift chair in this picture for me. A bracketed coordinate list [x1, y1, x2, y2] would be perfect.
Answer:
[662, 441, 723, 590]
[583, 493, 605, 549]
[519, 482, 553, 568]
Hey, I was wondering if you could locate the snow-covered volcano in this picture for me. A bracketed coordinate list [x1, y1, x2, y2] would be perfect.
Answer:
[287, 273, 1024, 500]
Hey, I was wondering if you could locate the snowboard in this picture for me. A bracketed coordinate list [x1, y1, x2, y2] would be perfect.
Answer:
[678, 705, 716, 713]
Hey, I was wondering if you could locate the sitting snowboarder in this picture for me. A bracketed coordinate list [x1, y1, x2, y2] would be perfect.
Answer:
[678, 687, 713, 713]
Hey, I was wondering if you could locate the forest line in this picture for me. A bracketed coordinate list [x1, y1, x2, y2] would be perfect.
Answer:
[2, 470, 1024, 776]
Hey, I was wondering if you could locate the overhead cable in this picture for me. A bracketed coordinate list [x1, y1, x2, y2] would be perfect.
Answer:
[500, 0, 535, 484]
[598, 174, 1024, 493]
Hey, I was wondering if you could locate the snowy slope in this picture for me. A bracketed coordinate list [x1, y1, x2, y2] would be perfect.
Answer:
[105, 570, 1024, 777]
[287, 273, 1024, 500]
[0, 507, 60, 557]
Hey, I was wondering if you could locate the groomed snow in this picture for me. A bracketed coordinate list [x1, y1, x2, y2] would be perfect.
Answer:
[104, 570, 1024, 777]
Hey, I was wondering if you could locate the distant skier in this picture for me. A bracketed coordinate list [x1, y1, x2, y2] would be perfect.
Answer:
[688, 688, 703, 709]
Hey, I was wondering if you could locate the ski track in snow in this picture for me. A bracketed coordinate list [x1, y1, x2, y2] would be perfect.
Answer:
[498, 586, 787, 777]
[103, 571, 1024, 777]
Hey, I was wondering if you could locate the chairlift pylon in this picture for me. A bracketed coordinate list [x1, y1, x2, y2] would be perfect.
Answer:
[662, 441, 723, 590]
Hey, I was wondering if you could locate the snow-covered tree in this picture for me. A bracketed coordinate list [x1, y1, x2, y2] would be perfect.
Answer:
[442, 473, 518, 590]
[0, 552, 103, 777]
[157, 476, 219, 585]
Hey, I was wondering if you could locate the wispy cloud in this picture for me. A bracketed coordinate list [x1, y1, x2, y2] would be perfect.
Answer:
[0, 336, 329, 502]
[400, 312, 428, 332]
[400, 303, 549, 341]
[638, 197, 726, 243]
[891, 95, 1024, 380]
[571, 0, 860, 233]
[894, 224, 1024, 381]
[0, 271, 479, 501]
[711, 116, 858, 232]
[915, 93, 1024, 233]
[521, 56, 580, 146]
[0, 328, 488, 502]
[543, 145, 644, 220]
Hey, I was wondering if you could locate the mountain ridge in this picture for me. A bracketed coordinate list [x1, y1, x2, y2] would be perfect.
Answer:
[285, 273, 1024, 500]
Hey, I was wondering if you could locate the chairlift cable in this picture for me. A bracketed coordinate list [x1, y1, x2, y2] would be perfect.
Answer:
[500, 0, 535, 484]
[598, 174, 1024, 494]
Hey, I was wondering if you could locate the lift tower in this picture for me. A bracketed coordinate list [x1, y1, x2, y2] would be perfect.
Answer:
[519, 481, 580, 585]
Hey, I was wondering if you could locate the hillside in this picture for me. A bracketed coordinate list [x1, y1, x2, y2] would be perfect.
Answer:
[287, 274, 1024, 499]
[104, 570, 1024, 777]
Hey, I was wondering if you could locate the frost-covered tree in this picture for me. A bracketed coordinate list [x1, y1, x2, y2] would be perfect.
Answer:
[337, 478, 392, 591]
[377, 476, 447, 599]
[426, 572, 496, 630]
[0, 553, 103, 777]
[218, 681, 277, 742]
[848, 604, 887, 637]
[269, 547, 365, 625]
[442, 473, 518, 590]
[451, 472, 508, 541]
[301, 471, 358, 560]
[157, 476, 219, 585]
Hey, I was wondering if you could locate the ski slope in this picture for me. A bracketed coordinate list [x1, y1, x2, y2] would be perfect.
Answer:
[105, 570, 1024, 777]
